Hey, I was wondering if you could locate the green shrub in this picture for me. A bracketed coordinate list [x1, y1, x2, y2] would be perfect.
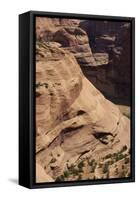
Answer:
[114, 153, 125, 161]
[118, 153, 125, 160]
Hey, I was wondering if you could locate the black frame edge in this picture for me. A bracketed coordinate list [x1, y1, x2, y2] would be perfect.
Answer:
[30, 10, 135, 21]
[131, 17, 135, 182]
[19, 12, 32, 188]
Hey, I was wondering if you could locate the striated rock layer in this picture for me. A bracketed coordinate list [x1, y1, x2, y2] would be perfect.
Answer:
[53, 27, 97, 67]
[36, 17, 131, 105]
[35, 41, 130, 182]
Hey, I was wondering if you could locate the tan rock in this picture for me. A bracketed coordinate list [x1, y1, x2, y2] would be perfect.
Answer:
[35, 42, 130, 182]
[36, 163, 54, 183]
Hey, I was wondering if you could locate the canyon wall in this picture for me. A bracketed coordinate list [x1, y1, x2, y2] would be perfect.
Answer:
[35, 18, 131, 182]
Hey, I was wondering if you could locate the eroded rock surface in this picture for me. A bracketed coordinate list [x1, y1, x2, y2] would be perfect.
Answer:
[53, 27, 97, 67]
[35, 41, 130, 182]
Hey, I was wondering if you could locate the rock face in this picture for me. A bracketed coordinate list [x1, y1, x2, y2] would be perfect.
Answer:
[80, 20, 131, 104]
[36, 17, 97, 67]
[36, 17, 80, 40]
[53, 27, 97, 67]
[79, 20, 125, 51]
[36, 17, 131, 105]
[35, 41, 130, 182]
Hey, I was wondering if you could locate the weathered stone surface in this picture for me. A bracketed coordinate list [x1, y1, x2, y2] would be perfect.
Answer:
[35, 41, 130, 182]
[53, 27, 97, 67]
[36, 17, 80, 40]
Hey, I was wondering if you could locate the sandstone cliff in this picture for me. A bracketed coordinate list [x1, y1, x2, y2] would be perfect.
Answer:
[35, 40, 130, 182]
